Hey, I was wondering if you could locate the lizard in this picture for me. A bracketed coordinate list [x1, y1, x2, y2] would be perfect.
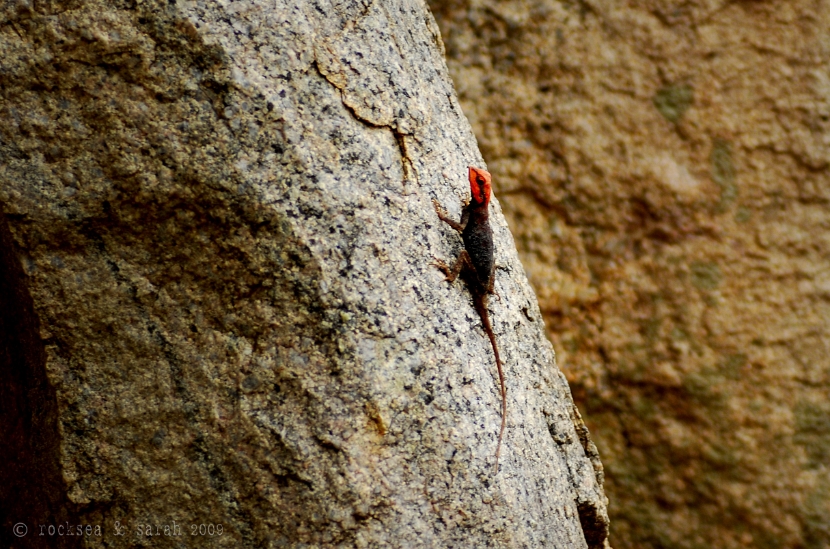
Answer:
[432, 166, 506, 473]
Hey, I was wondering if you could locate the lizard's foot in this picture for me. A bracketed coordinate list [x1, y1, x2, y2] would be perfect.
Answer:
[430, 257, 452, 278]
[432, 198, 447, 216]
[487, 274, 501, 301]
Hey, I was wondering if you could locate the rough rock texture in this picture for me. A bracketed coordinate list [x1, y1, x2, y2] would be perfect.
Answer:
[428, 1, 830, 548]
[0, 1, 608, 548]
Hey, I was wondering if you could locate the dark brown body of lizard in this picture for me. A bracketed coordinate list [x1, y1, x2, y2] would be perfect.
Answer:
[432, 166, 506, 473]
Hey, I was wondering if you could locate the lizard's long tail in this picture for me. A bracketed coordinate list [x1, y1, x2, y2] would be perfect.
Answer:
[475, 297, 506, 474]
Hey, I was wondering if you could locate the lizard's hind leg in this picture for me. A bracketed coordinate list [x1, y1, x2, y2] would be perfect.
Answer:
[432, 250, 475, 283]
[487, 264, 501, 301]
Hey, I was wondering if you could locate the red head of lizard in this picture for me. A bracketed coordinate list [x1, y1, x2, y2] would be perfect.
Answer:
[468, 167, 492, 207]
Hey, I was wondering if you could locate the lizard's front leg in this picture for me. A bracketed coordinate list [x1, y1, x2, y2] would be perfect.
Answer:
[432, 199, 466, 232]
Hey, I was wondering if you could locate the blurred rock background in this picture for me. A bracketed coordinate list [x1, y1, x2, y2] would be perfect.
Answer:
[428, 1, 830, 548]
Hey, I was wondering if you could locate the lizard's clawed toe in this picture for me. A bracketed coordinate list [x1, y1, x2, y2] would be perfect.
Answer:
[430, 257, 451, 276]
[432, 199, 446, 215]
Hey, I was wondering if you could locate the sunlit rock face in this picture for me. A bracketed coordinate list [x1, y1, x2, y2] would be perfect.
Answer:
[0, 1, 607, 548]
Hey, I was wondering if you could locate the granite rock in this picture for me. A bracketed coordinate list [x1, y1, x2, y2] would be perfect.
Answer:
[0, 1, 607, 547]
